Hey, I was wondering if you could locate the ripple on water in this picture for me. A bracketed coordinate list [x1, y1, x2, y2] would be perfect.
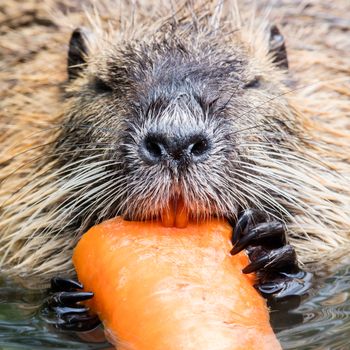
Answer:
[277, 264, 350, 350]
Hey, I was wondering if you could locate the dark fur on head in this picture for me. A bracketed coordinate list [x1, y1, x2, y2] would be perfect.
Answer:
[57, 15, 295, 233]
[1, 1, 348, 277]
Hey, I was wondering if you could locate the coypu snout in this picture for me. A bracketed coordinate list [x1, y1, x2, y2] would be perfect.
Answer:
[141, 132, 211, 166]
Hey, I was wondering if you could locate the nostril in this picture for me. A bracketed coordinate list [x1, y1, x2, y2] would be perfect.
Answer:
[141, 134, 167, 164]
[141, 133, 211, 165]
[187, 135, 211, 161]
[190, 138, 210, 157]
[145, 139, 163, 159]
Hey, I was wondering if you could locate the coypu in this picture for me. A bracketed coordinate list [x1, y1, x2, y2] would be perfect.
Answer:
[0, 0, 349, 329]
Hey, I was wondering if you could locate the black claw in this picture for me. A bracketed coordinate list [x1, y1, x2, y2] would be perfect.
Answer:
[229, 208, 311, 305]
[257, 271, 313, 299]
[243, 255, 270, 274]
[256, 281, 284, 294]
[42, 277, 100, 332]
[57, 314, 101, 332]
[49, 291, 94, 307]
[231, 209, 268, 244]
[231, 211, 249, 245]
[50, 277, 83, 292]
[51, 306, 90, 316]
[242, 245, 296, 274]
[231, 221, 286, 255]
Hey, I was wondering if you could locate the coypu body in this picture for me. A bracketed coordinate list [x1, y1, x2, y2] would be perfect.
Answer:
[0, 0, 349, 279]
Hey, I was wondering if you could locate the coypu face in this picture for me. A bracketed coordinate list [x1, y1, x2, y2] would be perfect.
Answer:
[56, 25, 294, 230]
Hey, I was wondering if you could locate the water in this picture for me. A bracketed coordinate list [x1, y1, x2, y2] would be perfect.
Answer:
[0, 264, 349, 350]
[0, 275, 111, 350]
[276, 262, 350, 350]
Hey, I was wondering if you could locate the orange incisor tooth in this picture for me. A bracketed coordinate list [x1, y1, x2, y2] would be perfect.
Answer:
[161, 197, 189, 228]
[161, 201, 175, 227]
[175, 197, 189, 228]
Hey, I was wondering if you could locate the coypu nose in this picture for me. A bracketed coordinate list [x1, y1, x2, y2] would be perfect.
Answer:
[141, 133, 211, 165]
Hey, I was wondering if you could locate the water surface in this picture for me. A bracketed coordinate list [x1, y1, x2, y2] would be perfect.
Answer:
[0, 263, 349, 350]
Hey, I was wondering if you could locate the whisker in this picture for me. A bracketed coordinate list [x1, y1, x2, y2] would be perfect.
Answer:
[232, 82, 323, 123]
[0, 156, 120, 210]
[0, 145, 115, 186]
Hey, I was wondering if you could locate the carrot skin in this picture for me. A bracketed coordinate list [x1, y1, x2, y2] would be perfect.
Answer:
[73, 217, 281, 350]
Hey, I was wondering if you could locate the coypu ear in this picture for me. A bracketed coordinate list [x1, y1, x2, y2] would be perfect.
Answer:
[67, 28, 89, 80]
[268, 25, 288, 70]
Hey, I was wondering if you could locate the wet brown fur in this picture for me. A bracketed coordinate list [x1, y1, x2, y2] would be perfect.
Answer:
[0, 0, 349, 280]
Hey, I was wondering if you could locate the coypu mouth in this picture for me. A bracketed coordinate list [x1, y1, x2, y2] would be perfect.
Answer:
[161, 196, 189, 228]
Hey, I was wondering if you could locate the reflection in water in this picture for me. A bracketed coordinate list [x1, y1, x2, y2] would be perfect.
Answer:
[277, 263, 350, 350]
[0, 264, 349, 350]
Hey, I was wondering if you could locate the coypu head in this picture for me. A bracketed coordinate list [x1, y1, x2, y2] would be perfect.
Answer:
[2, 2, 350, 279]
[55, 19, 295, 230]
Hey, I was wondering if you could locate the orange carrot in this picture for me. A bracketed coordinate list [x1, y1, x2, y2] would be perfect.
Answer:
[73, 217, 281, 350]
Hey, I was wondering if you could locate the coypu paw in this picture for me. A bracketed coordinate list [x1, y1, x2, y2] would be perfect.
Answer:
[42, 277, 100, 331]
[230, 209, 312, 301]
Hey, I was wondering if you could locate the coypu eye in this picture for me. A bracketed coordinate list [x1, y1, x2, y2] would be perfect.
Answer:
[243, 77, 261, 89]
[93, 77, 113, 94]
